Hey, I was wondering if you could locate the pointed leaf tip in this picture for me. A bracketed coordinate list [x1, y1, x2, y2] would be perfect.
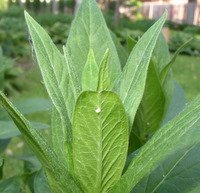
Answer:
[81, 48, 99, 91]
[163, 9, 168, 18]
[24, 10, 30, 20]
[119, 9, 168, 128]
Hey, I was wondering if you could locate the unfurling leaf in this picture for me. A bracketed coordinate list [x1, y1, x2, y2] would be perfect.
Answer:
[82, 49, 99, 91]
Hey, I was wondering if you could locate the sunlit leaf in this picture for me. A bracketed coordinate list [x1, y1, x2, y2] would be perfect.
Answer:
[73, 91, 129, 193]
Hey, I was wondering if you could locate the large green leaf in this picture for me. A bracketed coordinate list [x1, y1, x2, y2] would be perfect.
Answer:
[129, 35, 172, 152]
[67, 0, 121, 84]
[131, 140, 200, 193]
[111, 95, 200, 193]
[73, 91, 129, 193]
[0, 92, 82, 193]
[119, 12, 167, 127]
[25, 12, 73, 169]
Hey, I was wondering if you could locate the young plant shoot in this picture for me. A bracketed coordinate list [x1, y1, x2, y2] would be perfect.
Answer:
[1, 0, 200, 192]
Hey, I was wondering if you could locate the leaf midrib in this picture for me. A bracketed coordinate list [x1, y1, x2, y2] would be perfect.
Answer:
[97, 93, 118, 193]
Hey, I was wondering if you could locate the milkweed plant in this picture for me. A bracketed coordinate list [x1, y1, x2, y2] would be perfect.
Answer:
[0, 0, 200, 193]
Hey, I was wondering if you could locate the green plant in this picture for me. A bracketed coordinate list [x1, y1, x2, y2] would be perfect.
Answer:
[46, 22, 69, 45]
[35, 13, 73, 27]
[0, 5, 24, 18]
[0, 47, 24, 96]
[0, 17, 29, 58]
[183, 25, 200, 35]
[1, 0, 200, 192]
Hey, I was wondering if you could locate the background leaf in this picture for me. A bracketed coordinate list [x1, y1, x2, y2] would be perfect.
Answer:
[0, 139, 10, 153]
[110, 31, 128, 68]
[28, 170, 52, 193]
[67, 0, 121, 85]
[0, 47, 4, 90]
[0, 177, 22, 193]
[152, 34, 170, 73]
[127, 36, 137, 53]
[0, 157, 3, 180]
[160, 38, 193, 84]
